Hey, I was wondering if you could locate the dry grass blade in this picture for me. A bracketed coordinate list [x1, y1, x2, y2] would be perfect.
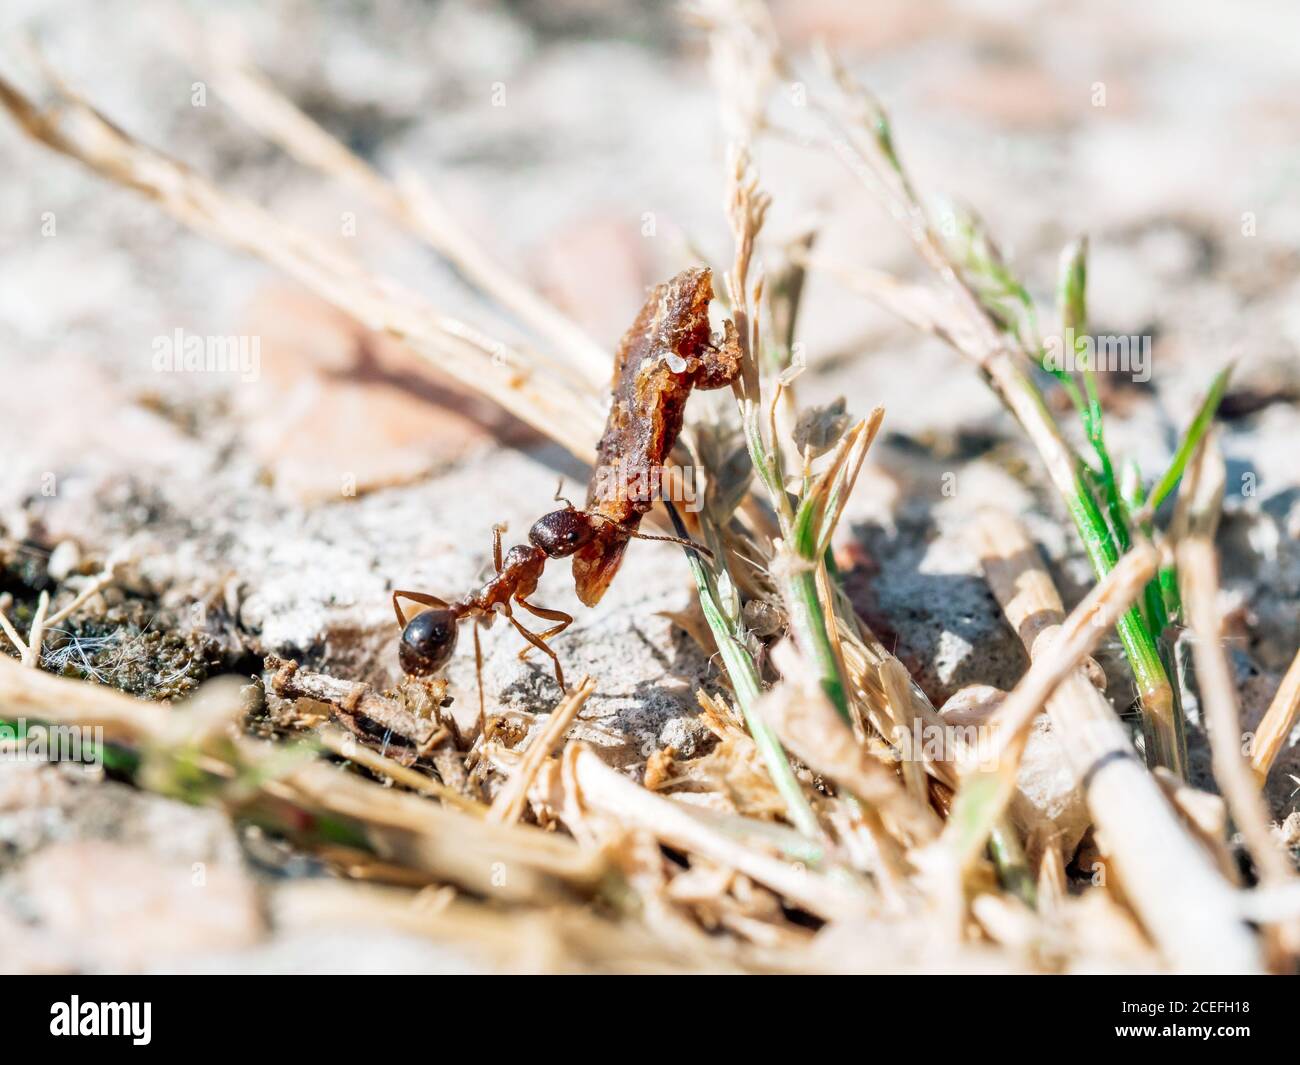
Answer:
[41, 557, 120, 628]
[796, 253, 970, 351]
[0, 604, 30, 660]
[945, 539, 1157, 867]
[488, 675, 595, 824]
[0, 655, 605, 901]
[20, 590, 48, 668]
[970, 509, 1262, 972]
[0, 650, 168, 743]
[182, 21, 611, 387]
[799, 409, 884, 558]
[1175, 436, 1297, 900]
[0, 54, 605, 464]
[559, 744, 871, 923]
[274, 760, 603, 901]
[755, 652, 926, 832]
[275, 880, 745, 974]
[315, 726, 484, 815]
[266, 655, 443, 751]
[1250, 647, 1300, 787]
[979, 540, 1157, 769]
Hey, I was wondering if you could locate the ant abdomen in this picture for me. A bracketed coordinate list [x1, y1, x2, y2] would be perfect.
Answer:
[399, 607, 459, 676]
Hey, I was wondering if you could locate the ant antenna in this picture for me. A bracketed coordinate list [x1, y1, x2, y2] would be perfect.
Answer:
[553, 478, 576, 510]
[586, 511, 714, 560]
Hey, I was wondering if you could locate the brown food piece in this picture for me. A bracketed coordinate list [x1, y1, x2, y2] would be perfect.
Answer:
[572, 267, 741, 606]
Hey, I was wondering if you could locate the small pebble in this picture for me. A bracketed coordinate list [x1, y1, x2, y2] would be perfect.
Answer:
[46, 540, 81, 582]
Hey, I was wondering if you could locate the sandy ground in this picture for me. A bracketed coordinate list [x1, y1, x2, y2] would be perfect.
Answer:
[1, 0, 1298, 971]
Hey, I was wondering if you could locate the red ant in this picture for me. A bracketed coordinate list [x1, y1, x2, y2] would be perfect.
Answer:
[393, 266, 738, 692]
[392, 498, 703, 691]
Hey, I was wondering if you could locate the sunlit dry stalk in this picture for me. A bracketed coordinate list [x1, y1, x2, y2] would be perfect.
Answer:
[1250, 648, 1300, 787]
[0, 654, 605, 900]
[488, 675, 595, 824]
[0, 55, 606, 465]
[0, 648, 168, 743]
[557, 743, 872, 923]
[970, 509, 1262, 972]
[316, 725, 483, 814]
[270, 759, 604, 900]
[1175, 436, 1297, 904]
[796, 253, 969, 351]
[979, 540, 1157, 764]
[945, 538, 1157, 867]
[181, 21, 611, 387]
[20, 590, 48, 668]
[0, 604, 30, 660]
[724, 146, 774, 454]
[721, 151, 869, 731]
[689, 0, 783, 144]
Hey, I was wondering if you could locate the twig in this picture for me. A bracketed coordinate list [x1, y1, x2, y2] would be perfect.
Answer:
[41, 563, 118, 628]
[265, 654, 443, 752]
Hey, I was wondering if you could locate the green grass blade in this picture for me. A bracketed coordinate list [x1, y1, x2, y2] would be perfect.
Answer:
[1145, 365, 1233, 516]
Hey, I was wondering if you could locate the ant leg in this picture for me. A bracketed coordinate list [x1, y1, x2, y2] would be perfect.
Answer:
[392, 589, 449, 627]
[472, 621, 486, 734]
[505, 613, 566, 691]
[515, 597, 573, 649]
[491, 524, 506, 573]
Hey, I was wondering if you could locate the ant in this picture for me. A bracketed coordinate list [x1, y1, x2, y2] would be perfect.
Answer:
[392, 494, 704, 692]
[393, 266, 738, 692]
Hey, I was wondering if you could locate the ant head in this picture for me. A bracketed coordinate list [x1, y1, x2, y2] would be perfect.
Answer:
[399, 608, 459, 676]
[529, 507, 597, 558]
